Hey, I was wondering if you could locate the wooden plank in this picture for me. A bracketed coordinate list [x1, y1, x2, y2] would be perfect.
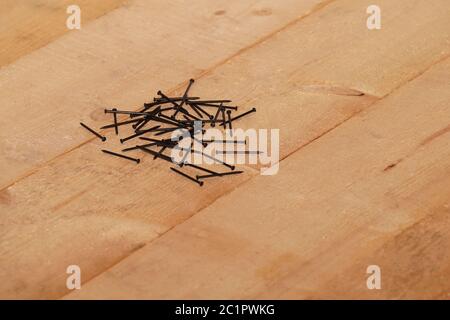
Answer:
[299, 205, 450, 299]
[151, 0, 450, 164]
[0, 0, 126, 67]
[0, 0, 329, 299]
[1, 0, 449, 299]
[0, 140, 258, 299]
[68, 57, 450, 299]
[0, 0, 327, 189]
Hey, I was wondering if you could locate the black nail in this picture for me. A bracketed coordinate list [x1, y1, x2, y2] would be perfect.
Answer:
[157, 91, 181, 110]
[80, 122, 106, 141]
[186, 99, 232, 104]
[112, 108, 119, 135]
[138, 146, 175, 164]
[102, 149, 140, 163]
[215, 150, 262, 154]
[154, 96, 200, 102]
[170, 167, 203, 186]
[188, 102, 213, 119]
[211, 103, 222, 127]
[101, 118, 142, 129]
[221, 107, 256, 126]
[196, 171, 244, 180]
[120, 125, 160, 143]
[184, 163, 220, 175]
[173, 79, 194, 118]
[203, 139, 246, 144]
[105, 107, 161, 118]
[151, 114, 184, 127]
[122, 143, 157, 152]
[182, 110, 201, 121]
[221, 106, 226, 129]
[188, 101, 237, 110]
[134, 117, 151, 131]
[132, 118, 146, 129]
[227, 109, 232, 134]
[139, 138, 177, 148]
[153, 146, 167, 160]
[104, 109, 142, 116]
[188, 103, 204, 118]
[154, 127, 181, 136]
[186, 149, 235, 170]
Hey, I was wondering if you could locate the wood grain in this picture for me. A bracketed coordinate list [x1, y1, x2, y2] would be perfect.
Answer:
[68, 57, 450, 299]
[0, 0, 127, 67]
[0, 0, 328, 299]
[0, 0, 326, 190]
[1, 0, 449, 299]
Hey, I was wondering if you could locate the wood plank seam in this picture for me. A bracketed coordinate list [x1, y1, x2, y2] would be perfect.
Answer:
[0, 0, 129, 69]
[55, 166, 260, 299]
[301, 196, 450, 298]
[0, 0, 336, 192]
[271, 52, 450, 166]
[61, 54, 450, 299]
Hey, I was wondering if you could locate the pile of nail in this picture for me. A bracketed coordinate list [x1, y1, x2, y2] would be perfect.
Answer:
[80, 79, 257, 186]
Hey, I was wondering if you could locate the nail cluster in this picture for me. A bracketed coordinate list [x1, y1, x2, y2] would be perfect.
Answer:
[80, 79, 257, 186]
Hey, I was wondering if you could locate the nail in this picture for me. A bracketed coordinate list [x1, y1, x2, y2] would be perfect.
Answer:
[132, 117, 146, 129]
[134, 117, 151, 131]
[215, 150, 262, 154]
[120, 125, 160, 143]
[227, 109, 232, 135]
[157, 91, 181, 110]
[221, 106, 226, 129]
[102, 149, 140, 163]
[188, 102, 213, 119]
[154, 127, 180, 136]
[112, 108, 119, 135]
[153, 146, 167, 160]
[203, 139, 246, 144]
[188, 101, 237, 110]
[187, 149, 235, 170]
[101, 118, 142, 129]
[139, 138, 176, 148]
[104, 109, 142, 116]
[186, 99, 232, 104]
[182, 110, 201, 121]
[221, 107, 256, 126]
[188, 103, 204, 118]
[173, 79, 195, 118]
[80, 122, 106, 141]
[151, 114, 183, 127]
[154, 96, 200, 102]
[197, 171, 244, 180]
[105, 107, 160, 118]
[122, 143, 157, 152]
[138, 146, 175, 164]
[211, 103, 222, 127]
[170, 167, 203, 186]
[184, 163, 220, 175]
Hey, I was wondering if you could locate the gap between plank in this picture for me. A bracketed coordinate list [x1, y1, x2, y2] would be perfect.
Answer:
[60, 53, 450, 300]
[0, 0, 336, 192]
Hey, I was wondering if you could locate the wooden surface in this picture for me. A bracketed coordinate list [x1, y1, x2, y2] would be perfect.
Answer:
[0, 0, 449, 299]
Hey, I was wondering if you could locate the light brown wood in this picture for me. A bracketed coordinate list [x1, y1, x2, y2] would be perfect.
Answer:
[0, 0, 328, 299]
[68, 56, 450, 299]
[0, 0, 326, 190]
[0, 0, 449, 299]
[0, 0, 127, 67]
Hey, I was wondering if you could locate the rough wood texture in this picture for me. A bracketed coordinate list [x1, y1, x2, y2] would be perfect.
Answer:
[68, 56, 450, 300]
[1, 0, 449, 299]
[0, 0, 126, 68]
[0, 0, 325, 190]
